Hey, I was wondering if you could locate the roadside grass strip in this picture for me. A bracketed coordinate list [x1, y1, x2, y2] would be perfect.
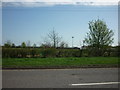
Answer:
[2, 57, 118, 68]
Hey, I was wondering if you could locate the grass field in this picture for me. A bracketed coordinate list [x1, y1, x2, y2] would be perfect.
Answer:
[2, 57, 119, 68]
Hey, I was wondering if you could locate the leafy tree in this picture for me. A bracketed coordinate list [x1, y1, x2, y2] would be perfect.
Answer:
[33, 43, 36, 48]
[83, 19, 114, 56]
[4, 40, 12, 48]
[21, 42, 26, 48]
[12, 43, 15, 48]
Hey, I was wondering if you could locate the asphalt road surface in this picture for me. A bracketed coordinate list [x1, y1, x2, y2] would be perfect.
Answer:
[2, 68, 119, 88]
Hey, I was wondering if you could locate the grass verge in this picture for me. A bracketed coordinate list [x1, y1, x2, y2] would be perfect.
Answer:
[2, 57, 119, 69]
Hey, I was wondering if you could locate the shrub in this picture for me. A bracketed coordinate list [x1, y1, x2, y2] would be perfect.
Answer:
[41, 48, 57, 58]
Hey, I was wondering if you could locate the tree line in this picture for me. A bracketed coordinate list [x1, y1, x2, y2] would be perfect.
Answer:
[3, 29, 68, 48]
[2, 19, 120, 58]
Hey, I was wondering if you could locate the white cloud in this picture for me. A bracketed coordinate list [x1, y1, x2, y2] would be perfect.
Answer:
[1, 0, 119, 7]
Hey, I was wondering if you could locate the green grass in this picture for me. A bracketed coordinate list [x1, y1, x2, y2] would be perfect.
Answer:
[2, 57, 119, 68]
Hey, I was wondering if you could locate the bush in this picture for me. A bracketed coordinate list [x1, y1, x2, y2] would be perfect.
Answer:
[2, 46, 119, 58]
[41, 48, 57, 58]
[56, 49, 81, 57]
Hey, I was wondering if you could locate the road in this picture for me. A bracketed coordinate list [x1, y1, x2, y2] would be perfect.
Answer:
[2, 68, 119, 88]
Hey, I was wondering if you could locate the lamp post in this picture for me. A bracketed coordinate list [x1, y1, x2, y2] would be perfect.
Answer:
[72, 36, 74, 48]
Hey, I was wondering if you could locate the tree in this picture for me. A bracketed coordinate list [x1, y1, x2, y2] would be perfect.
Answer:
[42, 37, 52, 48]
[21, 42, 26, 48]
[40, 43, 51, 48]
[60, 41, 68, 48]
[4, 40, 12, 48]
[26, 40, 31, 47]
[11, 43, 15, 48]
[33, 43, 36, 48]
[48, 29, 62, 48]
[83, 19, 114, 56]
[118, 42, 120, 46]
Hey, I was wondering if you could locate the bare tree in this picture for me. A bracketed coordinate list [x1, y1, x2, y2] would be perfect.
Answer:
[48, 29, 62, 48]
[60, 41, 68, 48]
[56, 36, 62, 47]
[26, 40, 31, 47]
[42, 37, 52, 48]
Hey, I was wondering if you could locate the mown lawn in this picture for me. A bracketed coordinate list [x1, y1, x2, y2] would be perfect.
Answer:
[2, 57, 119, 68]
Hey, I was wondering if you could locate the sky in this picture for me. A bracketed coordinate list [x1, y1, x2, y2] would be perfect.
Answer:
[2, 1, 119, 47]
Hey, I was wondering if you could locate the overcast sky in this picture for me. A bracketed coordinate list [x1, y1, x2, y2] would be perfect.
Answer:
[2, 0, 119, 47]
